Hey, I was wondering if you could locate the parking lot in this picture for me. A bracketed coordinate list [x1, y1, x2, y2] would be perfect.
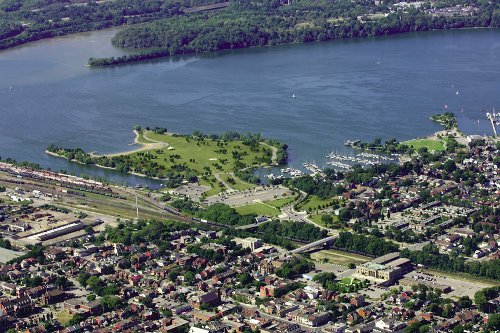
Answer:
[205, 186, 290, 207]
[169, 183, 211, 201]
[407, 270, 496, 298]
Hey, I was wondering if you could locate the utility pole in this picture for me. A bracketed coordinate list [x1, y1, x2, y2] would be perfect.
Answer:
[135, 194, 139, 221]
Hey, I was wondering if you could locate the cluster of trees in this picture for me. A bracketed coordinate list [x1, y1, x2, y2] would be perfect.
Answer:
[171, 199, 257, 226]
[0, 238, 11, 249]
[312, 272, 369, 293]
[344, 162, 417, 185]
[403, 284, 461, 319]
[235, 169, 261, 184]
[352, 137, 414, 155]
[0, 156, 41, 170]
[8, 244, 46, 264]
[474, 286, 500, 313]
[287, 175, 345, 199]
[104, 219, 192, 247]
[38, 204, 70, 214]
[78, 272, 119, 296]
[276, 256, 315, 278]
[135, 125, 168, 134]
[227, 220, 327, 250]
[198, 203, 256, 226]
[334, 231, 399, 256]
[88, 0, 499, 66]
[187, 237, 251, 262]
[274, 282, 306, 298]
[401, 243, 500, 280]
[430, 112, 458, 130]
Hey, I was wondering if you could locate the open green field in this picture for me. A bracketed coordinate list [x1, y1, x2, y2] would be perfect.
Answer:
[297, 195, 335, 212]
[56, 309, 74, 326]
[340, 277, 361, 285]
[402, 138, 445, 152]
[266, 196, 296, 208]
[309, 213, 340, 228]
[311, 249, 370, 266]
[218, 173, 255, 190]
[234, 202, 280, 217]
[143, 132, 273, 175]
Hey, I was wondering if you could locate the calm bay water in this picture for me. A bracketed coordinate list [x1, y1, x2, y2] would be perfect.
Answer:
[0, 28, 499, 185]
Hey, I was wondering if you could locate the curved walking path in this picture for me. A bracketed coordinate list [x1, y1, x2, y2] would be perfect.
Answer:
[259, 142, 278, 165]
[213, 173, 234, 191]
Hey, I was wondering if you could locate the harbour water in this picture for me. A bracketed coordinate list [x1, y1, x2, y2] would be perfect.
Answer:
[0, 28, 498, 185]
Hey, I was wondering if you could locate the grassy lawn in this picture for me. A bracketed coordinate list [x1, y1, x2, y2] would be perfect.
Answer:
[311, 249, 370, 266]
[266, 196, 295, 208]
[136, 131, 156, 144]
[234, 202, 280, 217]
[297, 195, 335, 212]
[143, 132, 273, 176]
[218, 173, 255, 190]
[309, 213, 340, 228]
[56, 309, 74, 326]
[402, 138, 445, 152]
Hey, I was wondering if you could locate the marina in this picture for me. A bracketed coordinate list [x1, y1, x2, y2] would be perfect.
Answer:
[486, 109, 499, 137]
[325, 151, 398, 169]
[303, 162, 324, 176]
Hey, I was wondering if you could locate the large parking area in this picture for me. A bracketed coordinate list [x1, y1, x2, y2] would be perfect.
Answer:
[205, 186, 290, 207]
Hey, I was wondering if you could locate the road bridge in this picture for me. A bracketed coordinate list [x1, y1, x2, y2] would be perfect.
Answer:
[289, 235, 338, 254]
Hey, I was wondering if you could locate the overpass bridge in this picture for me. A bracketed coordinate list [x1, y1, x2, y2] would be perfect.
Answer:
[289, 234, 338, 254]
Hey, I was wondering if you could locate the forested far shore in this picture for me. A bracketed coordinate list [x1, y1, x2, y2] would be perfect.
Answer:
[88, 0, 500, 67]
[0, 0, 228, 51]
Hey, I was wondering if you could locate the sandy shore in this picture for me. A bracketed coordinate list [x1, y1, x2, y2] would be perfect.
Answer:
[45, 131, 170, 180]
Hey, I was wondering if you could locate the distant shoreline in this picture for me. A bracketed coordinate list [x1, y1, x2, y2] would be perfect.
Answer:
[88, 27, 499, 67]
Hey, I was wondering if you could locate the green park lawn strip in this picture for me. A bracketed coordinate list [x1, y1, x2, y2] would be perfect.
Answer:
[402, 138, 445, 152]
[297, 195, 335, 212]
[311, 249, 370, 266]
[265, 196, 296, 208]
[309, 213, 340, 227]
[56, 310, 74, 327]
[234, 202, 280, 217]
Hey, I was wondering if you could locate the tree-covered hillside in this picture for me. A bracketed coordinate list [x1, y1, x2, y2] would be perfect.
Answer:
[88, 0, 500, 66]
